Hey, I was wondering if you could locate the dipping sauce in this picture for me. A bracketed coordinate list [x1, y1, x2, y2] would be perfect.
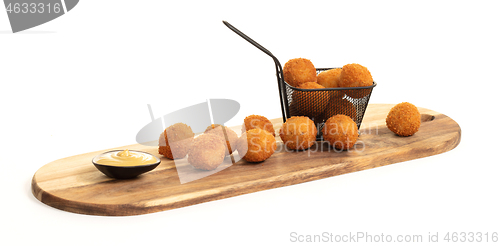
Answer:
[93, 149, 158, 167]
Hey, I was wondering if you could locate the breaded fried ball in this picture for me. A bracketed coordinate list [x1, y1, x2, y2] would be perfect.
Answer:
[320, 98, 357, 123]
[290, 82, 330, 119]
[159, 123, 194, 159]
[339, 63, 373, 98]
[339, 63, 373, 87]
[386, 102, 421, 136]
[279, 116, 318, 150]
[188, 134, 226, 170]
[236, 128, 277, 162]
[283, 58, 317, 87]
[317, 68, 341, 88]
[322, 114, 359, 150]
[204, 124, 238, 155]
[317, 68, 345, 100]
[243, 115, 275, 136]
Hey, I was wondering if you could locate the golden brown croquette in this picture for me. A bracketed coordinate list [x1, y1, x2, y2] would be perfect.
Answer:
[289, 82, 330, 119]
[283, 58, 317, 87]
[317, 68, 341, 88]
[322, 114, 359, 150]
[319, 98, 357, 123]
[159, 123, 194, 159]
[236, 128, 277, 162]
[279, 116, 318, 150]
[243, 115, 276, 136]
[188, 134, 226, 170]
[204, 124, 239, 155]
[339, 63, 373, 98]
[386, 102, 421, 136]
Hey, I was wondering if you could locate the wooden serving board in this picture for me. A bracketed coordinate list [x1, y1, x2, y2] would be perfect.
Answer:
[32, 104, 461, 216]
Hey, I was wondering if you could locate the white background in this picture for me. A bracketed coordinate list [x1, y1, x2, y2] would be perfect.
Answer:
[1, 0, 499, 245]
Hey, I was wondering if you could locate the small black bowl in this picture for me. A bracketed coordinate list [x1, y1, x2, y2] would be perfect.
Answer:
[92, 150, 161, 179]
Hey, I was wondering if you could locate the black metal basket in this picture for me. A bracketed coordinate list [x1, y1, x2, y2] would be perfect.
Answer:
[223, 21, 376, 140]
[283, 68, 376, 140]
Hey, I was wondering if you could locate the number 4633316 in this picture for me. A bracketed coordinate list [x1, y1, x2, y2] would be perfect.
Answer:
[444, 232, 498, 243]
[5, 2, 62, 14]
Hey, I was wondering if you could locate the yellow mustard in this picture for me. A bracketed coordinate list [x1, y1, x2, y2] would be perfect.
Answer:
[94, 149, 157, 167]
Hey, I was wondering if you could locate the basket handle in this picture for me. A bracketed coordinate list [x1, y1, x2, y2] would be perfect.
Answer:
[222, 20, 288, 123]
[223, 21, 275, 60]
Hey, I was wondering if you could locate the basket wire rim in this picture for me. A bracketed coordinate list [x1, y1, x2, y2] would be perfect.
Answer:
[288, 81, 377, 91]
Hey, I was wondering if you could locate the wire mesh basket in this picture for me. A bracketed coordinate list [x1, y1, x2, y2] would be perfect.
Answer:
[283, 68, 376, 140]
[223, 21, 376, 140]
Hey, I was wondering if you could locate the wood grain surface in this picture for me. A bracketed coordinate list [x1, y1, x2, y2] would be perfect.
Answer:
[31, 104, 461, 216]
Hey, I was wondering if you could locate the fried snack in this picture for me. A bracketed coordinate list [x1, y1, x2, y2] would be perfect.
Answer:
[289, 82, 330, 120]
[159, 123, 194, 159]
[283, 58, 317, 87]
[205, 124, 238, 155]
[339, 63, 373, 98]
[279, 116, 318, 150]
[236, 128, 277, 162]
[188, 134, 226, 170]
[317, 68, 341, 88]
[243, 115, 276, 136]
[319, 98, 357, 123]
[386, 102, 421, 136]
[322, 114, 359, 150]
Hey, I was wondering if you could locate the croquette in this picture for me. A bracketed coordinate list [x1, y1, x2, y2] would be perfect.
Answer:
[283, 58, 317, 87]
[290, 82, 330, 119]
[339, 63, 373, 98]
[188, 134, 226, 170]
[205, 124, 239, 155]
[243, 115, 276, 136]
[317, 68, 341, 88]
[236, 128, 277, 162]
[322, 114, 359, 150]
[319, 98, 357, 123]
[279, 116, 318, 150]
[159, 123, 194, 159]
[386, 102, 421, 136]
[339, 63, 373, 87]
